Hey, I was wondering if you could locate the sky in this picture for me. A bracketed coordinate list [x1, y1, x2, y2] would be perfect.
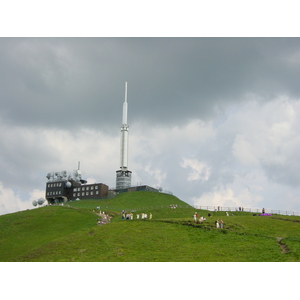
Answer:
[1, 37, 300, 216]
[1, 2, 299, 295]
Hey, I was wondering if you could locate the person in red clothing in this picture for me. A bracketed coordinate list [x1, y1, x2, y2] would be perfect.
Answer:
[193, 212, 198, 223]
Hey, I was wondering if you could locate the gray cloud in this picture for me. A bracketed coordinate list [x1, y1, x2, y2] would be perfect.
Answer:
[2, 38, 300, 129]
[1, 37, 300, 215]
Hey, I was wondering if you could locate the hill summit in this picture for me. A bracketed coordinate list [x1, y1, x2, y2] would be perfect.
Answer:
[1, 191, 300, 262]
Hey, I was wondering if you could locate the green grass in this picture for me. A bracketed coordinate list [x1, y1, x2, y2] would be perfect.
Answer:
[1, 191, 300, 262]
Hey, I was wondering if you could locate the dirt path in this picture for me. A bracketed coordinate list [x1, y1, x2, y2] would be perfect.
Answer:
[276, 237, 289, 253]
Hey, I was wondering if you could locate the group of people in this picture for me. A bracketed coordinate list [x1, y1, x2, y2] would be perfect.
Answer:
[122, 211, 153, 220]
[215, 219, 224, 228]
[193, 212, 224, 228]
[97, 212, 111, 225]
[122, 212, 134, 220]
[193, 212, 207, 223]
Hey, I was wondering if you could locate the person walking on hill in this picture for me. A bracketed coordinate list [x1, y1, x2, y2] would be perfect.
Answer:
[194, 212, 198, 223]
[220, 219, 224, 228]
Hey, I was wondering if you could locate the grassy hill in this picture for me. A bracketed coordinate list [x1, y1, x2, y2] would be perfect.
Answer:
[1, 191, 300, 262]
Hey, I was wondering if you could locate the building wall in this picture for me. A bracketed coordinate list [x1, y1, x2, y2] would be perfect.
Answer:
[112, 185, 159, 194]
[116, 170, 132, 189]
[70, 183, 108, 200]
[46, 181, 108, 204]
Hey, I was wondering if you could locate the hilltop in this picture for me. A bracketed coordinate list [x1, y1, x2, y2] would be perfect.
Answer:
[1, 191, 300, 262]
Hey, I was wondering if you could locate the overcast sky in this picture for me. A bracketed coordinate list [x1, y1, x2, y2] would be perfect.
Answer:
[1, 37, 300, 215]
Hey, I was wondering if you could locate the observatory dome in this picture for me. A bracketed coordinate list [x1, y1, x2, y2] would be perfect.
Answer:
[38, 198, 45, 205]
[66, 181, 72, 188]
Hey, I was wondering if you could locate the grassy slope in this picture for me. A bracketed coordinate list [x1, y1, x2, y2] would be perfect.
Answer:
[1, 191, 300, 262]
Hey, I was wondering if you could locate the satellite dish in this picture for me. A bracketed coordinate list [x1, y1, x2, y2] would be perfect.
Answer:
[65, 181, 72, 188]
[32, 200, 37, 207]
[38, 198, 45, 205]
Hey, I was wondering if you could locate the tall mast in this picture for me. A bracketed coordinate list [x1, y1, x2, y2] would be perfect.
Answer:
[122, 81, 128, 125]
[116, 82, 132, 189]
[120, 82, 129, 170]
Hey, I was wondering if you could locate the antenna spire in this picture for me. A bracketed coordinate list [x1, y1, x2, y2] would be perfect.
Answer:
[122, 82, 128, 125]
[116, 82, 132, 189]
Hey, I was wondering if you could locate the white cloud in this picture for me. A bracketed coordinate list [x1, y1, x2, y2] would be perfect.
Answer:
[230, 97, 300, 166]
[0, 182, 33, 215]
[193, 186, 264, 209]
[181, 158, 211, 181]
[144, 165, 166, 187]
[130, 119, 215, 157]
[2, 38, 300, 215]
[29, 188, 45, 202]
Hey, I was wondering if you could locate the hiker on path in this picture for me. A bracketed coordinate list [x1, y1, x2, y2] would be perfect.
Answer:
[220, 219, 224, 228]
[193, 212, 198, 223]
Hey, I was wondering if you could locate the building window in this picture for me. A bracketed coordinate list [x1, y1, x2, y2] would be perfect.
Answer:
[95, 186, 98, 189]
[86, 186, 89, 191]
[91, 191, 93, 196]
[86, 192, 89, 196]
[77, 193, 80, 197]
[96, 191, 99, 195]
[74, 188, 77, 192]
[82, 192, 85, 196]
[82, 187, 85, 191]
[73, 193, 76, 197]
[91, 186, 94, 190]
[78, 188, 81, 191]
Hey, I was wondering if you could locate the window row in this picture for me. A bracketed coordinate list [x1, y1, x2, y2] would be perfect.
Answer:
[47, 191, 62, 196]
[73, 191, 99, 197]
[73, 185, 99, 192]
[47, 183, 62, 188]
